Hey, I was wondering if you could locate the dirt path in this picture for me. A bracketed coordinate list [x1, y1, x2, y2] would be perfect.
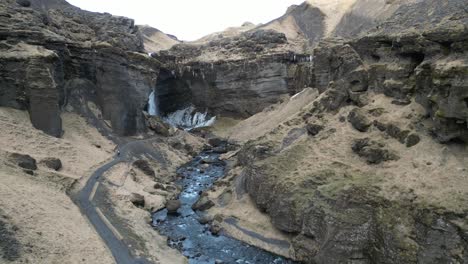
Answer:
[73, 139, 164, 264]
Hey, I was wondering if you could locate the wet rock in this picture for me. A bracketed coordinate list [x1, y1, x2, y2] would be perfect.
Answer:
[132, 160, 155, 177]
[348, 108, 372, 132]
[9, 153, 37, 171]
[16, 0, 30, 7]
[210, 222, 222, 235]
[198, 214, 213, 225]
[166, 200, 181, 214]
[352, 138, 399, 164]
[306, 123, 324, 136]
[208, 138, 226, 148]
[406, 134, 421, 147]
[41, 158, 62, 171]
[130, 193, 145, 208]
[201, 157, 222, 165]
[192, 196, 215, 211]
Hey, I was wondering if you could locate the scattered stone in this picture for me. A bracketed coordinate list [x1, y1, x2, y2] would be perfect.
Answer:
[306, 123, 324, 136]
[132, 160, 155, 177]
[348, 108, 372, 132]
[9, 153, 37, 171]
[166, 200, 181, 214]
[130, 193, 145, 208]
[41, 158, 62, 171]
[406, 134, 421, 147]
[192, 196, 215, 211]
[154, 183, 166, 190]
[23, 170, 34, 176]
[386, 124, 410, 143]
[373, 120, 387, 132]
[16, 0, 31, 7]
[352, 138, 399, 164]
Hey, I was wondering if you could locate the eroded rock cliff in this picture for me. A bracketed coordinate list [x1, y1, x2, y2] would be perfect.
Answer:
[204, 0, 467, 263]
[0, 0, 158, 137]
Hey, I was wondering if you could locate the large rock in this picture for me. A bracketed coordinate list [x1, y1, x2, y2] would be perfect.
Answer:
[347, 108, 371, 132]
[191, 196, 215, 211]
[146, 115, 171, 136]
[41, 157, 62, 171]
[9, 153, 37, 171]
[165, 200, 181, 214]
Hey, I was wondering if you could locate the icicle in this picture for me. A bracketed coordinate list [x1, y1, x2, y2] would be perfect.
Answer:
[163, 106, 216, 131]
[148, 90, 159, 116]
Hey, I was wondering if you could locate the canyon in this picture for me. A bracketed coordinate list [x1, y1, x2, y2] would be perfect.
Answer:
[0, 0, 467, 263]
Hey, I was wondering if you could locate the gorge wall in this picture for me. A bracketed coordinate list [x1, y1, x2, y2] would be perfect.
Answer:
[218, 0, 467, 263]
[0, 0, 158, 137]
[153, 30, 314, 118]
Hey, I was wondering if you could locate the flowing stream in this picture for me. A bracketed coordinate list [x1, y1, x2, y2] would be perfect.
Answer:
[152, 150, 295, 264]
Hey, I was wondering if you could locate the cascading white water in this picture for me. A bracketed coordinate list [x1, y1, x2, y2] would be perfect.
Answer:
[163, 106, 216, 131]
[148, 90, 159, 116]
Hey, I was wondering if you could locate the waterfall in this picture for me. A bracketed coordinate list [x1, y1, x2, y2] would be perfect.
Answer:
[163, 106, 216, 131]
[148, 90, 159, 116]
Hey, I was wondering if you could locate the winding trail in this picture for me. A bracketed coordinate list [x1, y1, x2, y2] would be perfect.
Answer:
[73, 140, 163, 264]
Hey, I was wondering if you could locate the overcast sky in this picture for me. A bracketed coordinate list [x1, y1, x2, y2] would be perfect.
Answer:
[66, 0, 304, 41]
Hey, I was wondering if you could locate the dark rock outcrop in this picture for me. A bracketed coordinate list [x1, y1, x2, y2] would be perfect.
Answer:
[0, 0, 158, 137]
[311, 0, 468, 143]
[132, 160, 155, 177]
[351, 138, 399, 164]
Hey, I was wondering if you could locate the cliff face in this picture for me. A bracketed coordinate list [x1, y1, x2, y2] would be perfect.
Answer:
[212, 1, 468, 263]
[153, 29, 314, 118]
[0, 0, 158, 137]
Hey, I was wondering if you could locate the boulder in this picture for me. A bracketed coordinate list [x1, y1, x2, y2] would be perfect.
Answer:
[9, 153, 37, 171]
[41, 158, 62, 171]
[192, 196, 215, 211]
[306, 123, 324, 136]
[406, 134, 421, 148]
[352, 138, 399, 164]
[146, 116, 171, 137]
[347, 108, 371, 132]
[166, 200, 181, 214]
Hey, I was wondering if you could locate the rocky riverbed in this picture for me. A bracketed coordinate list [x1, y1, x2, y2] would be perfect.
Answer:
[152, 149, 296, 264]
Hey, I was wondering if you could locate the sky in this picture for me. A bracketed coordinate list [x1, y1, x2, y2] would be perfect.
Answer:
[66, 0, 305, 41]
